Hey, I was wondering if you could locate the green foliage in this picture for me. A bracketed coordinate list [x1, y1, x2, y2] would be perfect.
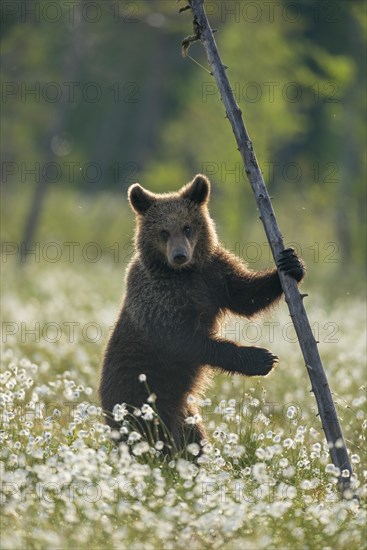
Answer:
[1, 0, 365, 282]
[1, 184, 134, 265]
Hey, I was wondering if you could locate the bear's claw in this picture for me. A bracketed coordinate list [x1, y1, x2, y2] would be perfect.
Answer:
[238, 347, 278, 376]
[277, 248, 305, 282]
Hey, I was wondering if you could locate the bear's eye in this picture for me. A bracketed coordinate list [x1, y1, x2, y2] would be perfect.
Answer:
[183, 226, 191, 238]
[160, 230, 169, 242]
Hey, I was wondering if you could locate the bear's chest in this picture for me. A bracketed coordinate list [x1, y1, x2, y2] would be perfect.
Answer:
[148, 272, 218, 325]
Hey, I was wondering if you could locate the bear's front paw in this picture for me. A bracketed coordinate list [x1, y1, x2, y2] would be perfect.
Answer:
[238, 347, 278, 376]
[277, 248, 306, 283]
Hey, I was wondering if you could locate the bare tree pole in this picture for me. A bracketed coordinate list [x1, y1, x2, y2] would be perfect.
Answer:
[180, 0, 353, 495]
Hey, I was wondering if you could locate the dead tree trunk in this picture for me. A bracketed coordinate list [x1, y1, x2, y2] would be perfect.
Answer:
[20, 11, 83, 261]
[181, 0, 353, 496]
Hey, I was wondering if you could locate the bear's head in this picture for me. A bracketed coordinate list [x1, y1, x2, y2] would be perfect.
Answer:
[128, 174, 218, 272]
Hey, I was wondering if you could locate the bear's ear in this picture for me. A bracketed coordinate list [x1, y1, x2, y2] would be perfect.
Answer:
[128, 184, 156, 214]
[181, 174, 210, 205]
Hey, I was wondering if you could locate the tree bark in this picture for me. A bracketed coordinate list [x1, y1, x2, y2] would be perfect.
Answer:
[182, 0, 353, 496]
[20, 10, 83, 260]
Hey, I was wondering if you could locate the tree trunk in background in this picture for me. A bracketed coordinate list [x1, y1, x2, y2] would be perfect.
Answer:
[20, 11, 83, 260]
[130, 32, 168, 170]
[88, 24, 168, 193]
[336, 11, 360, 270]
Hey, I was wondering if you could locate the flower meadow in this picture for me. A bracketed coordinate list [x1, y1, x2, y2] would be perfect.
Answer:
[1, 261, 366, 549]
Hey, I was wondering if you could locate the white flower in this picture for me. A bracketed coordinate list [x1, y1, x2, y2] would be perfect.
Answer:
[252, 462, 267, 482]
[87, 405, 98, 416]
[112, 403, 127, 422]
[282, 466, 295, 478]
[227, 433, 239, 445]
[132, 441, 150, 456]
[186, 443, 200, 456]
[286, 406, 297, 419]
[326, 463, 338, 475]
[285, 485, 297, 500]
[255, 447, 265, 460]
[138, 374, 147, 382]
[309, 427, 319, 438]
[141, 404, 154, 421]
[127, 431, 141, 443]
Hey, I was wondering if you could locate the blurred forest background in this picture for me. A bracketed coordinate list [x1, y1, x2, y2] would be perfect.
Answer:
[1, 0, 366, 294]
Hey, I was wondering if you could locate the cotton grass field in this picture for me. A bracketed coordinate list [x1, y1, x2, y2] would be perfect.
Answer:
[1, 259, 366, 549]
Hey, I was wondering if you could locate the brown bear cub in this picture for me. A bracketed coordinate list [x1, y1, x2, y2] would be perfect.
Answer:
[99, 175, 305, 454]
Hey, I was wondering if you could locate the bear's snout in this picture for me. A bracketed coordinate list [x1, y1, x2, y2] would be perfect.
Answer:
[167, 235, 192, 268]
[173, 249, 188, 265]
[169, 245, 191, 267]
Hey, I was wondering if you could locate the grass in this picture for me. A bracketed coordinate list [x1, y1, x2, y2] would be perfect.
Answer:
[1, 256, 366, 549]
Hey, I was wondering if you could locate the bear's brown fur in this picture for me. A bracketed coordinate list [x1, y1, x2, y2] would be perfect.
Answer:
[99, 175, 305, 453]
